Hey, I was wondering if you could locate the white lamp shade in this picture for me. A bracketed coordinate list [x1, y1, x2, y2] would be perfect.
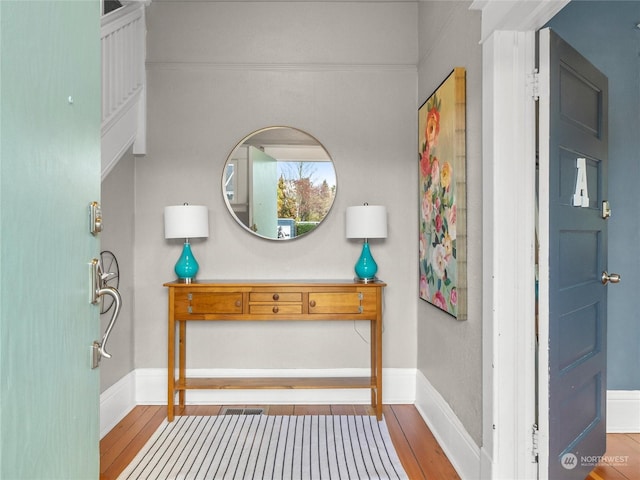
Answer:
[345, 205, 387, 239]
[164, 205, 209, 239]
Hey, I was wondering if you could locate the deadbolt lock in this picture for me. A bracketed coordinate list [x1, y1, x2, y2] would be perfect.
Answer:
[89, 201, 102, 236]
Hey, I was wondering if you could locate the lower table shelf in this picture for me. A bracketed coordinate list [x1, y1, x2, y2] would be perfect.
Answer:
[176, 376, 377, 390]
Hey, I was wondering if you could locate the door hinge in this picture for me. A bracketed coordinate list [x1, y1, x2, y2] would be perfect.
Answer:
[527, 70, 540, 100]
[531, 423, 539, 463]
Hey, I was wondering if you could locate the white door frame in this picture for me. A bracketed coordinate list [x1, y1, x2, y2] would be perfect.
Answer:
[470, 1, 570, 478]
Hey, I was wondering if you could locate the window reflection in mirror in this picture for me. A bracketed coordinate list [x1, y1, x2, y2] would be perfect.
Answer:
[222, 127, 337, 240]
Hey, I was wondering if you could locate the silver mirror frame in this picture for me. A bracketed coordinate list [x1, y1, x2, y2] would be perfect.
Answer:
[222, 126, 337, 241]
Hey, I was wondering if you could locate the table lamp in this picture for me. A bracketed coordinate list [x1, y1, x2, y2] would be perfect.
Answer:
[346, 203, 387, 283]
[164, 204, 209, 283]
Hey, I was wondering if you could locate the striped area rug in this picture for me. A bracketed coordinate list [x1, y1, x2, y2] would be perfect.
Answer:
[117, 414, 409, 479]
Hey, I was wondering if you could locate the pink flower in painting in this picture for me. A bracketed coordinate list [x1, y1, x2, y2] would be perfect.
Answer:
[449, 204, 457, 224]
[434, 213, 443, 233]
[420, 274, 429, 298]
[425, 107, 440, 149]
[431, 157, 440, 186]
[450, 288, 458, 306]
[420, 150, 431, 177]
[431, 243, 448, 279]
[419, 233, 426, 259]
[432, 290, 447, 310]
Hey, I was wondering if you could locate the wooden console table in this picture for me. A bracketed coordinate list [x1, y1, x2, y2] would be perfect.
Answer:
[164, 280, 386, 421]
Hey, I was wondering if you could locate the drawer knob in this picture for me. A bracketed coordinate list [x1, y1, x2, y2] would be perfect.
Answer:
[272, 306, 279, 313]
[309, 300, 316, 307]
[235, 300, 241, 307]
[273, 293, 279, 301]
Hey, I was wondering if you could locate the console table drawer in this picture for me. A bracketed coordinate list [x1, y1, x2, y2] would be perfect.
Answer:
[249, 292, 302, 303]
[249, 304, 303, 315]
[308, 292, 364, 314]
[185, 292, 243, 315]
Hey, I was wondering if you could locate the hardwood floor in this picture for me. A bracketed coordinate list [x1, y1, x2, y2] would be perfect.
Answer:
[587, 433, 640, 480]
[100, 404, 460, 479]
[100, 405, 639, 480]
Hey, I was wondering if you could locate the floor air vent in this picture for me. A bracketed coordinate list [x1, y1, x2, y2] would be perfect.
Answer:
[221, 407, 265, 416]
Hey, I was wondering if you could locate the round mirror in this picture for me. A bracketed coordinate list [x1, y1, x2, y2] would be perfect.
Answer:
[222, 127, 337, 240]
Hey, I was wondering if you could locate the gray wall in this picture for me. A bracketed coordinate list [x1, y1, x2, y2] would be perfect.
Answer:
[100, 1, 487, 449]
[547, 1, 640, 390]
[134, 1, 419, 371]
[100, 148, 136, 392]
[417, 1, 483, 445]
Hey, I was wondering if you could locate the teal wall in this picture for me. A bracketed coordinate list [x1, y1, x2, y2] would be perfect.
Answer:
[548, 1, 640, 390]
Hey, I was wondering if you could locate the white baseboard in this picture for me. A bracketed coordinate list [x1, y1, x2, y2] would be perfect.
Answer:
[100, 368, 416, 437]
[607, 390, 640, 433]
[414, 371, 480, 480]
[99, 371, 136, 438]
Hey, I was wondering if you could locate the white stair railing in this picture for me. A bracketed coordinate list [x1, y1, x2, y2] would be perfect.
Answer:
[101, 2, 147, 180]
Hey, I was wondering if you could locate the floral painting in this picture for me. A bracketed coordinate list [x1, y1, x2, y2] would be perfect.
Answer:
[418, 68, 467, 320]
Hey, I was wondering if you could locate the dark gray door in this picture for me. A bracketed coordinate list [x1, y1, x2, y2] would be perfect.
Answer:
[540, 28, 610, 479]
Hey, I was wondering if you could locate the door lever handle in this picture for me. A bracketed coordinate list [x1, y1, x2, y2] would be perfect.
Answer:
[90, 258, 122, 368]
[601, 271, 621, 285]
[95, 286, 121, 360]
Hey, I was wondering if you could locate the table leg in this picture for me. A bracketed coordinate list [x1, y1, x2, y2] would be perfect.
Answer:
[179, 320, 186, 408]
[376, 321, 383, 420]
[370, 318, 377, 410]
[167, 292, 175, 421]
[374, 294, 383, 420]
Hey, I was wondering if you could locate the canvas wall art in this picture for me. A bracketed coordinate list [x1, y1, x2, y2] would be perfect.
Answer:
[418, 68, 467, 320]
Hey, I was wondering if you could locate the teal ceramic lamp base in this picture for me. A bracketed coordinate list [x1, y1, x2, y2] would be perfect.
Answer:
[175, 241, 199, 283]
[354, 240, 378, 283]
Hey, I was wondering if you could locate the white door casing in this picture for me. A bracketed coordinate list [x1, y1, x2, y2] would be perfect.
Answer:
[472, 1, 571, 478]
